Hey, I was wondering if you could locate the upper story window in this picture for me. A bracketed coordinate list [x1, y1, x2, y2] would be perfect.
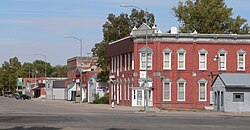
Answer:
[111, 57, 114, 73]
[132, 53, 134, 70]
[117, 56, 119, 73]
[163, 48, 172, 70]
[198, 49, 208, 70]
[162, 78, 171, 101]
[177, 78, 186, 101]
[124, 54, 127, 71]
[237, 49, 246, 71]
[128, 53, 131, 71]
[114, 56, 116, 73]
[198, 78, 207, 101]
[219, 49, 227, 71]
[120, 55, 122, 72]
[138, 47, 153, 70]
[177, 48, 186, 70]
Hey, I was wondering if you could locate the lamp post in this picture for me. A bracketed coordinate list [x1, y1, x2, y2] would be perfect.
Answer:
[65, 36, 83, 103]
[213, 55, 221, 74]
[120, 4, 149, 112]
[34, 54, 47, 78]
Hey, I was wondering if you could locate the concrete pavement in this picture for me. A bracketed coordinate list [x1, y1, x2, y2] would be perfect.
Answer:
[31, 98, 250, 117]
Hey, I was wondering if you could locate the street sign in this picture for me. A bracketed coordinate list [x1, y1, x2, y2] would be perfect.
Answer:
[160, 76, 166, 79]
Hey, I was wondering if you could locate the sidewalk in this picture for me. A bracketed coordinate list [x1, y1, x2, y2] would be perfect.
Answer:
[31, 98, 250, 117]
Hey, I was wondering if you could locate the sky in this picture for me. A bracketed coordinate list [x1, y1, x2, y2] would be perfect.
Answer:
[0, 0, 249, 66]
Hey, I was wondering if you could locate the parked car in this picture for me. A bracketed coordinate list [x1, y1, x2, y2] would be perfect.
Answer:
[16, 94, 31, 100]
[4, 91, 12, 98]
[12, 93, 19, 98]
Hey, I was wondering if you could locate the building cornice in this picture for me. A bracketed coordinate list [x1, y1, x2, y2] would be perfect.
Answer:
[132, 33, 250, 43]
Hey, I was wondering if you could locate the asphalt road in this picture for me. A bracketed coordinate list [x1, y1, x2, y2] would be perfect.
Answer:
[1, 96, 250, 130]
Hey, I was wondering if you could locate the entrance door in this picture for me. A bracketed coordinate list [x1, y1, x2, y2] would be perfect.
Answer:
[217, 91, 220, 111]
[137, 90, 143, 106]
[132, 89, 145, 107]
[148, 90, 153, 106]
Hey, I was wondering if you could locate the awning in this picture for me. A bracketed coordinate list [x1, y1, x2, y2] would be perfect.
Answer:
[32, 85, 39, 90]
[68, 82, 80, 91]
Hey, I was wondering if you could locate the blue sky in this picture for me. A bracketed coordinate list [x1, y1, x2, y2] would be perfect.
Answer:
[0, 0, 249, 66]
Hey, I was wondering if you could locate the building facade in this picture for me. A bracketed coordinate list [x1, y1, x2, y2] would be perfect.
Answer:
[107, 24, 250, 109]
[66, 56, 99, 102]
[46, 78, 67, 100]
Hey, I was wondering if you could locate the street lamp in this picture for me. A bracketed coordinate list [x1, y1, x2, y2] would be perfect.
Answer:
[34, 54, 47, 78]
[121, 4, 150, 112]
[213, 55, 221, 74]
[64, 36, 83, 104]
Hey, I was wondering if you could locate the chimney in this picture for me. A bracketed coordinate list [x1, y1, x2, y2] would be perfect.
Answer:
[171, 27, 178, 34]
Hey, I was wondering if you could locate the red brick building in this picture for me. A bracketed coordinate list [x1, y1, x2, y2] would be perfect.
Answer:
[66, 56, 100, 102]
[107, 24, 250, 109]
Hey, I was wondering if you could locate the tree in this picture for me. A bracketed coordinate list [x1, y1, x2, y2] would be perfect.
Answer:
[0, 57, 21, 91]
[92, 9, 155, 82]
[172, 0, 250, 34]
[18, 62, 33, 78]
[33, 60, 52, 77]
[50, 65, 68, 77]
[0, 57, 67, 92]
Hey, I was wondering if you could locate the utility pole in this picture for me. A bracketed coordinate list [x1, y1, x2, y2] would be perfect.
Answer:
[65, 36, 83, 103]
[121, 4, 150, 112]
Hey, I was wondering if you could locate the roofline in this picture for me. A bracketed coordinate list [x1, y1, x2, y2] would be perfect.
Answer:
[67, 56, 98, 62]
[109, 36, 131, 45]
[132, 33, 250, 43]
[227, 85, 250, 88]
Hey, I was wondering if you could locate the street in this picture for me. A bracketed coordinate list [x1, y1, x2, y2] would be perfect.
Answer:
[1, 96, 250, 130]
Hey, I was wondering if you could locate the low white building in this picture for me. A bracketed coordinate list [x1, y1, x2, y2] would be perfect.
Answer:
[212, 73, 250, 112]
[46, 78, 67, 100]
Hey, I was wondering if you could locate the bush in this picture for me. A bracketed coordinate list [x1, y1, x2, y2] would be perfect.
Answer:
[93, 92, 109, 104]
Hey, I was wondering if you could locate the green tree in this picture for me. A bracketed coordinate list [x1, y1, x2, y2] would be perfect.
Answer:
[0, 57, 21, 91]
[50, 65, 68, 77]
[33, 60, 52, 77]
[18, 62, 33, 78]
[172, 0, 250, 34]
[92, 9, 155, 82]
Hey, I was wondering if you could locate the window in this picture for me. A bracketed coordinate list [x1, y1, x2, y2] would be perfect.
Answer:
[124, 54, 127, 71]
[128, 53, 131, 71]
[177, 78, 186, 101]
[124, 80, 126, 100]
[237, 49, 246, 71]
[138, 47, 153, 70]
[114, 57, 116, 73]
[132, 53, 134, 70]
[140, 53, 152, 70]
[198, 49, 208, 70]
[177, 48, 186, 70]
[218, 49, 227, 70]
[120, 55, 122, 72]
[162, 78, 171, 101]
[233, 93, 244, 102]
[163, 48, 172, 70]
[127, 79, 130, 100]
[120, 80, 122, 100]
[198, 78, 207, 101]
[111, 57, 114, 73]
[117, 56, 119, 73]
[133, 90, 136, 100]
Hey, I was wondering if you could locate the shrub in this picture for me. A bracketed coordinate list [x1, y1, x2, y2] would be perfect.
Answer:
[93, 92, 109, 104]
